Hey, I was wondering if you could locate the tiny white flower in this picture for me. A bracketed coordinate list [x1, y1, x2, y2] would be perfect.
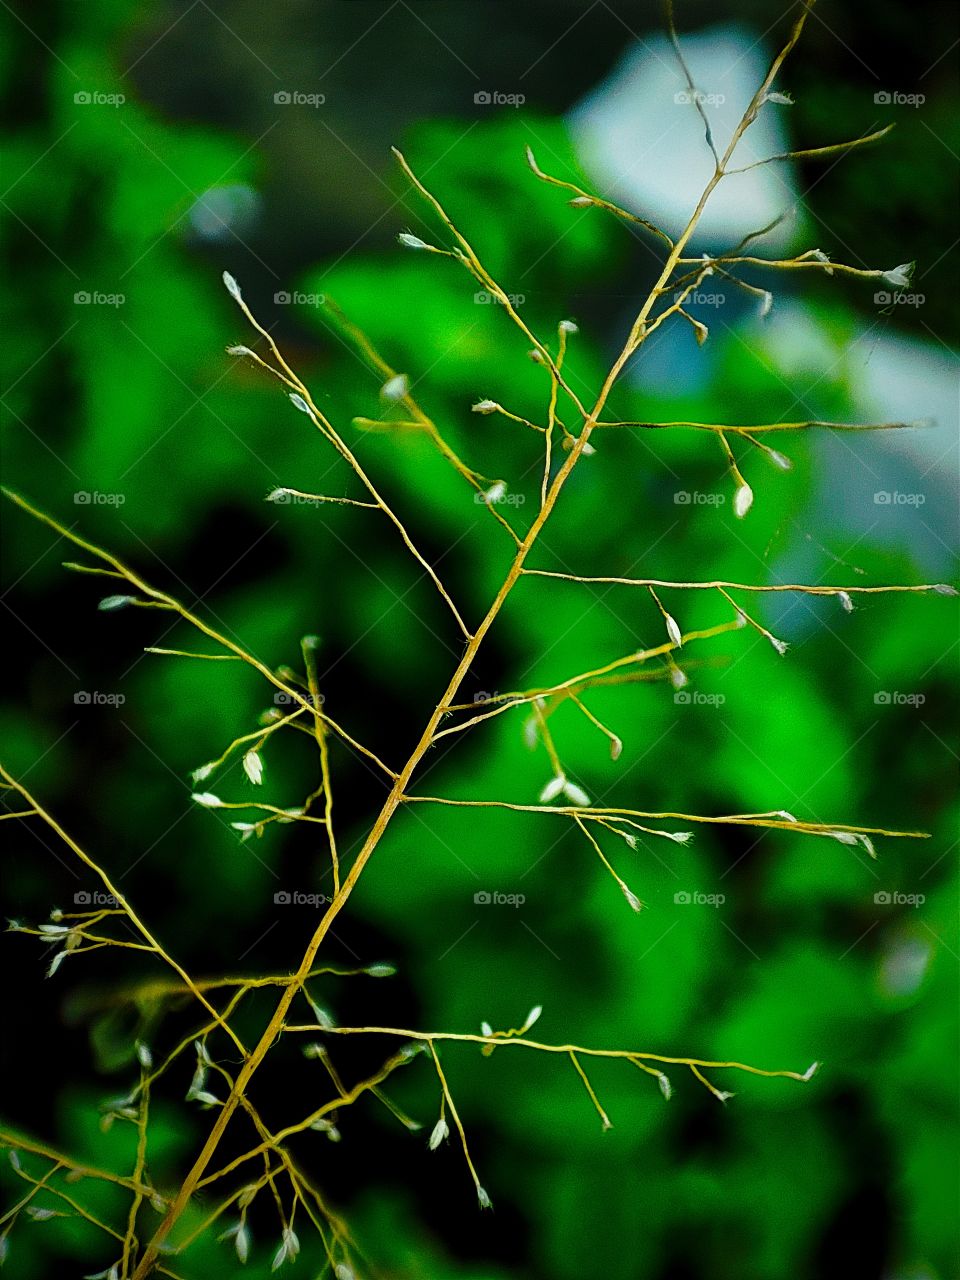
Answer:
[191, 792, 223, 808]
[222, 270, 242, 301]
[777, 810, 798, 823]
[365, 962, 396, 978]
[47, 950, 68, 978]
[135, 1040, 153, 1070]
[668, 831, 693, 845]
[271, 1226, 300, 1271]
[828, 831, 858, 845]
[664, 613, 683, 648]
[882, 262, 914, 289]
[670, 665, 689, 690]
[428, 1117, 449, 1150]
[481, 481, 507, 505]
[98, 594, 135, 611]
[802, 1061, 820, 1081]
[523, 1005, 542, 1030]
[759, 291, 774, 319]
[733, 482, 754, 519]
[289, 392, 312, 414]
[539, 775, 566, 804]
[837, 591, 854, 612]
[621, 884, 643, 913]
[381, 373, 409, 401]
[226, 344, 254, 357]
[242, 750, 263, 786]
[471, 399, 499, 414]
[476, 1186, 493, 1210]
[335, 1266, 357, 1280]
[768, 635, 789, 656]
[559, 319, 579, 334]
[610, 735, 623, 761]
[480, 1020, 493, 1038]
[766, 448, 792, 470]
[191, 762, 216, 783]
[658, 1073, 672, 1100]
[568, 195, 595, 208]
[398, 232, 429, 250]
[763, 90, 794, 105]
[187, 1090, 222, 1108]
[266, 488, 290, 502]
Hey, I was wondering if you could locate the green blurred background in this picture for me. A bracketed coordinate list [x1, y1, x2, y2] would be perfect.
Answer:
[1, 1, 958, 1277]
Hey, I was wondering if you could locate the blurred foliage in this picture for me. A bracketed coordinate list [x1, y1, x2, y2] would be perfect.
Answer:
[1, 2, 957, 1278]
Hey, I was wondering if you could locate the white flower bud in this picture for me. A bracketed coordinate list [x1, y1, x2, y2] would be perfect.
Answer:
[621, 884, 643, 913]
[837, 591, 854, 612]
[222, 270, 242, 301]
[289, 392, 312, 415]
[98, 595, 135, 611]
[191, 792, 223, 808]
[398, 232, 429, 249]
[664, 613, 683, 648]
[559, 319, 579, 334]
[242, 750, 263, 785]
[539, 775, 566, 804]
[428, 1117, 449, 1150]
[733, 482, 754, 519]
[562, 780, 591, 807]
[471, 399, 499, 414]
[476, 1186, 493, 1210]
[882, 262, 914, 289]
[381, 373, 409, 401]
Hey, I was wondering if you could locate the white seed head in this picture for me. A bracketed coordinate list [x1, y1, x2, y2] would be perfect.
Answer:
[837, 591, 854, 612]
[759, 290, 774, 319]
[191, 792, 223, 808]
[621, 884, 643, 913]
[135, 1040, 153, 1070]
[559, 319, 579, 334]
[308, 998, 336, 1029]
[568, 196, 595, 208]
[539, 774, 566, 804]
[480, 1021, 493, 1038]
[766, 448, 792, 471]
[335, 1266, 357, 1280]
[365, 962, 396, 978]
[289, 392, 312, 415]
[665, 613, 683, 648]
[242, 750, 264, 786]
[397, 232, 429, 250]
[763, 90, 794, 105]
[524, 1004, 543, 1030]
[802, 1061, 820, 1081]
[476, 1186, 493, 1211]
[222, 270, 242, 302]
[47, 950, 68, 977]
[428, 1117, 449, 1150]
[828, 831, 858, 845]
[733, 482, 754, 519]
[670, 665, 689, 690]
[381, 373, 409, 401]
[98, 594, 135, 612]
[668, 831, 693, 845]
[768, 635, 789, 656]
[562, 780, 591, 808]
[226, 344, 254, 357]
[882, 262, 914, 289]
[191, 762, 216, 783]
[610, 735, 623, 761]
[658, 1073, 672, 1100]
[471, 399, 499, 414]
